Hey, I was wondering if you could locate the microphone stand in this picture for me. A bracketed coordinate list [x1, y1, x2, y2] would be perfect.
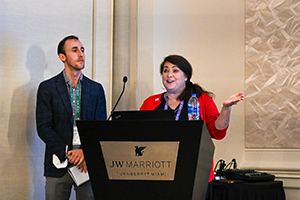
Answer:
[107, 76, 127, 120]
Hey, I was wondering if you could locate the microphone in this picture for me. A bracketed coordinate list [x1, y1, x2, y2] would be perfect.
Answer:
[107, 76, 128, 120]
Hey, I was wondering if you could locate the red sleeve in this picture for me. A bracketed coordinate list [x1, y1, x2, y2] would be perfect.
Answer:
[199, 93, 228, 182]
[199, 93, 227, 140]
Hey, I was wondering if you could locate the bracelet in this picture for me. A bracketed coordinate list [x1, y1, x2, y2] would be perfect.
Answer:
[222, 104, 232, 109]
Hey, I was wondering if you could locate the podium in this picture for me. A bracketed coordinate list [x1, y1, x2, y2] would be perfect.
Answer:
[77, 120, 214, 200]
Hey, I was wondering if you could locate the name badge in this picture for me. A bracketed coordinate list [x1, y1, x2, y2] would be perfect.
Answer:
[73, 125, 81, 146]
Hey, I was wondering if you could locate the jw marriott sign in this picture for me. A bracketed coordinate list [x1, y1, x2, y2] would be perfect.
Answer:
[100, 141, 180, 181]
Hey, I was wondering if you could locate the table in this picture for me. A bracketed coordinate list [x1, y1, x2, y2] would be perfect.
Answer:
[206, 179, 285, 200]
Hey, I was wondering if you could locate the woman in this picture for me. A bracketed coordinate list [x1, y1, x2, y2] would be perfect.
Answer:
[140, 54, 244, 181]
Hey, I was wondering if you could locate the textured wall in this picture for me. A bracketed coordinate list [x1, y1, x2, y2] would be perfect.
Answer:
[245, 0, 300, 148]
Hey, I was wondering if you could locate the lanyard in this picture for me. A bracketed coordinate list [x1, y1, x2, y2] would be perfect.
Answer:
[70, 84, 80, 122]
[164, 95, 184, 121]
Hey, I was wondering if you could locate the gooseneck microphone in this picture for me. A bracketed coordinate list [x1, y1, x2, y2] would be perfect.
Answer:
[107, 76, 128, 120]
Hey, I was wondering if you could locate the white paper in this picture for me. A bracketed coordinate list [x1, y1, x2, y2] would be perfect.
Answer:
[52, 145, 68, 169]
[68, 166, 90, 186]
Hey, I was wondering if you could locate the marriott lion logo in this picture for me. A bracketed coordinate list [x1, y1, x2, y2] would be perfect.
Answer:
[135, 146, 146, 156]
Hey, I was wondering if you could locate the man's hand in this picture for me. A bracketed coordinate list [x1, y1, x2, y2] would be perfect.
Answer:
[67, 149, 88, 172]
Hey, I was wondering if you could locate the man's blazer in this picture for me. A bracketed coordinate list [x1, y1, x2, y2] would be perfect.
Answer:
[36, 71, 107, 177]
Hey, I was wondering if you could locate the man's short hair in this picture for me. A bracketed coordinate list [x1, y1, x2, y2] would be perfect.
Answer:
[57, 35, 79, 55]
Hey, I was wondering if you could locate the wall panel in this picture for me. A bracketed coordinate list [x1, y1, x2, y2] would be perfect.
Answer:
[0, 0, 112, 199]
[245, 0, 300, 149]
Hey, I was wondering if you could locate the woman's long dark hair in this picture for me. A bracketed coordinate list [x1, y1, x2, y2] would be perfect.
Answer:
[160, 55, 214, 102]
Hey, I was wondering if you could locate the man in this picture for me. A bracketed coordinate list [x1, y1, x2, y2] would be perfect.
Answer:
[36, 35, 107, 199]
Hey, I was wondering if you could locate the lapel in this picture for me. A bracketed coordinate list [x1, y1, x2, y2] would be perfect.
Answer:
[55, 72, 72, 116]
[81, 75, 91, 118]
